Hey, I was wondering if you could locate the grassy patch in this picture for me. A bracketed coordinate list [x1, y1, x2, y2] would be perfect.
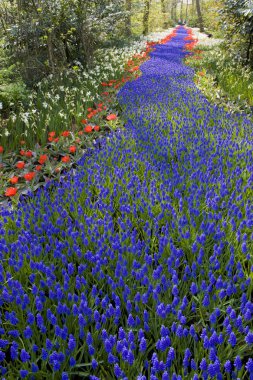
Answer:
[185, 43, 253, 115]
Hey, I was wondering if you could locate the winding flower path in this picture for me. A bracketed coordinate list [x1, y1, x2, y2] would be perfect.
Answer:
[1, 27, 253, 379]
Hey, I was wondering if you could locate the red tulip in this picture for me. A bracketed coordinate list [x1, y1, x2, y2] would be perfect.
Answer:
[25, 150, 33, 158]
[84, 125, 93, 133]
[106, 114, 117, 121]
[10, 176, 19, 184]
[24, 172, 36, 181]
[5, 187, 18, 197]
[61, 131, 70, 137]
[16, 161, 25, 169]
[61, 155, 70, 163]
[69, 146, 76, 153]
[38, 154, 48, 164]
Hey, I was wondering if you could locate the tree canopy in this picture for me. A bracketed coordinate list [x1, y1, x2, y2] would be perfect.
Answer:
[220, 0, 253, 65]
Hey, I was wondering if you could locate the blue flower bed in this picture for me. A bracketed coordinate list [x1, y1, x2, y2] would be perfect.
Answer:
[1, 26, 253, 379]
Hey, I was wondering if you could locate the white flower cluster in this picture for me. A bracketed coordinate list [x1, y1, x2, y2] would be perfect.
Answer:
[3, 29, 174, 141]
[191, 28, 223, 47]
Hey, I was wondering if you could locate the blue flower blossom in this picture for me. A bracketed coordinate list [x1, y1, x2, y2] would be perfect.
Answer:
[20, 370, 29, 378]
[0, 26, 253, 379]
[20, 349, 30, 363]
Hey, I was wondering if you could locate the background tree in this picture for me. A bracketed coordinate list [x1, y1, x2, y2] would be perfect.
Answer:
[185, 0, 189, 22]
[0, 0, 225, 100]
[1, 0, 127, 85]
[171, 0, 177, 23]
[143, 0, 151, 35]
[125, 0, 132, 37]
[161, 0, 168, 28]
[220, 0, 253, 66]
[195, 0, 204, 31]
[180, 0, 184, 23]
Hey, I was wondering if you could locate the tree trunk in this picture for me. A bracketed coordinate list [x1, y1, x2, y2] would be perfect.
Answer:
[246, 32, 253, 65]
[0, 2, 9, 34]
[185, 0, 189, 23]
[63, 37, 71, 63]
[180, 0, 183, 23]
[76, 1, 94, 67]
[161, 0, 167, 29]
[143, 0, 151, 35]
[81, 27, 94, 67]
[171, 0, 177, 23]
[171, 0, 174, 22]
[195, 0, 204, 32]
[47, 32, 55, 74]
[125, 0, 132, 37]
[191, 0, 195, 21]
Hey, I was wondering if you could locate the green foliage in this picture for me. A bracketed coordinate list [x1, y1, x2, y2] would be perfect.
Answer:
[186, 0, 253, 111]
[0, 36, 153, 150]
[1, 0, 128, 85]
[220, 0, 253, 66]
[202, 0, 222, 34]
[187, 0, 222, 35]
[131, 0, 174, 36]
[187, 14, 199, 28]
[0, 80, 27, 110]
[186, 43, 253, 114]
[0, 40, 27, 115]
[149, 1, 174, 31]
